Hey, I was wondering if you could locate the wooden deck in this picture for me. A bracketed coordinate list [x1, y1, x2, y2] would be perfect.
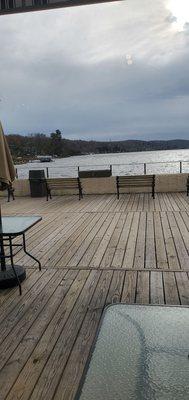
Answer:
[0, 193, 189, 400]
[2, 193, 189, 271]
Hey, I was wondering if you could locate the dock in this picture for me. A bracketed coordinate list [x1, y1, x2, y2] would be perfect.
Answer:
[0, 192, 189, 400]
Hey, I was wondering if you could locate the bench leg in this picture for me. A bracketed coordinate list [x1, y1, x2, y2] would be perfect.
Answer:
[152, 175, 155, 199]
[79, 187, 83, 200]
[7, 188, 15, 202]
[78, 178, 83, 200]
[116, 177, 119, 199]
[46, 189, 52, 201]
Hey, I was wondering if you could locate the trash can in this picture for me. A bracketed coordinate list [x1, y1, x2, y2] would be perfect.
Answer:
[29, 170, 46, 197]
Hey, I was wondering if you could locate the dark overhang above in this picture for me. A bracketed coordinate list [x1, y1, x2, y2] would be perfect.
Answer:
[0, 0, 120, 15]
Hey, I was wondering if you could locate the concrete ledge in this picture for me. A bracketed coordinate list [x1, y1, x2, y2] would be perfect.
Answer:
[0, 173, 188, 197]
[81, 174, 188, 194]
[0, 179, 30, 197]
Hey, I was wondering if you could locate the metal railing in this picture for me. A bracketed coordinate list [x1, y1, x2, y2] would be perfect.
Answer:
[15, 159, 189, 179]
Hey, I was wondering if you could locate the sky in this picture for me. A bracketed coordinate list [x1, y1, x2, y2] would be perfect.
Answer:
[0, 0, 189, 141]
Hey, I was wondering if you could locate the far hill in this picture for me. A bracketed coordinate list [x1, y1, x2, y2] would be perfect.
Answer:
[6, 132, 189, 161]
[61, 139, 189, 156]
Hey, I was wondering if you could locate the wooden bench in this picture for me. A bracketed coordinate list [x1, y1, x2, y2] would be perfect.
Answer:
[187, 175, 189, 196]
[116, 175, 155, 199]
[45, 178, 83, 201]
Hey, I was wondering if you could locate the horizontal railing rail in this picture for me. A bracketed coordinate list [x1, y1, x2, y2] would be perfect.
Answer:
[15, 160, 189, 179]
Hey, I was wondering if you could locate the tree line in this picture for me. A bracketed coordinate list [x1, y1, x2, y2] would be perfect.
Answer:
[6, 130, 189, 162]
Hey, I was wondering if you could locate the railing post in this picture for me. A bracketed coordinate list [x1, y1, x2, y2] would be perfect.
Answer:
[144, 163, 147, 175]
[78, 166, 80, 177]
[110, 164, 112, 175]
[15, 168, 18, 178]
[46, 167, 49, 178]
[179, 161, 182, 174]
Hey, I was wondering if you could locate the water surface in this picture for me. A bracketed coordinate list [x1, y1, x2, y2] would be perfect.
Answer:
[16, 149, 189, 178]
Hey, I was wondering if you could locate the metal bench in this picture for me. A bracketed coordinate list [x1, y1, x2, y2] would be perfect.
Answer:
[187, 175, 189, 196]
[116, 174, 155, 199]
[45, 178, 83, 201]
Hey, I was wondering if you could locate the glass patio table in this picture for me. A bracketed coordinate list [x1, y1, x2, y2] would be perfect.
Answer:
[76, 304, 189, 400]
[0, 216, 42, 294]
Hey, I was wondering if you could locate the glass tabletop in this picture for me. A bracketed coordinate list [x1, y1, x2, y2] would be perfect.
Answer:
[0, 216, 42, 235]
[76, 304, 189, 400]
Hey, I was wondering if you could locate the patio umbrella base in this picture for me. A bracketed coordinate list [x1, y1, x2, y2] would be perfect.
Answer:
[0, 265, 26, 289]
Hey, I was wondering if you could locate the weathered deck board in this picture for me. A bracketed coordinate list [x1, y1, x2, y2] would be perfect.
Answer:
[0, 268, 188, 400]
[2, 192, 189, 214]
[3, 195, 188, 270]
[0, 193, 188, 400]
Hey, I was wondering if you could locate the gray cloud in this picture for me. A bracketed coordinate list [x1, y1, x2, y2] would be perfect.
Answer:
[0, 0, 189, 140]
[166, 13, 177, 24]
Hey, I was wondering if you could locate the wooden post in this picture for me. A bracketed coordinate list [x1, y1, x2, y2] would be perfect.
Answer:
[179, 161, 182, 174]
[46, 167, 49, 178]
[144, 163, 147, 175]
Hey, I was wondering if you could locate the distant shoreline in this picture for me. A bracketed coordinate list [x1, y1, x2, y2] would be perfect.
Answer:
[6, 133, 189, 162]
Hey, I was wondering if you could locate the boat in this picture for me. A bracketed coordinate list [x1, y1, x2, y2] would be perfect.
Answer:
[37, 156, 53, 162]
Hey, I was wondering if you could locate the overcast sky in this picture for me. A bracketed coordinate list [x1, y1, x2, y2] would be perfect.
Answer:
[0, 0, 189, 140]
